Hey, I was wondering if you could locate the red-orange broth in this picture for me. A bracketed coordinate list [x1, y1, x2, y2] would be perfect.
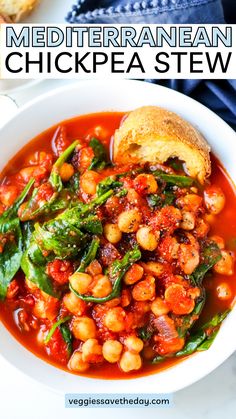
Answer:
[0, 111, 236, 379]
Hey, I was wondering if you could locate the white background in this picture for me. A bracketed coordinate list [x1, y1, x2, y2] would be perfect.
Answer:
[0, 79, 236, 419]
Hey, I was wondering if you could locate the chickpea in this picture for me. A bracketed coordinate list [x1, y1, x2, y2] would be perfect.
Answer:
[132, 275, 156, 301]
[33, 297, 59, 321]
[59, 163, 75, 182]
[91, 275, 112, 298]
[102, 340, 123, 363]
[216, 283, 232, 300]
[119, 351, 142, 372]
[118, 209, 142, 233]
[81, 338, 103, 363]
[151, 297, 169, 316]
[214, 250, 234, 275]
[134, 174, 158, 194]
[69, 272, 93, 295]
[72, 316, 97, 341]
[63, 292, 87, 316]
[125, 336, 144, 353]
[136, 226, 158, 251]
[210, 235, 225, 250]
[204, 186, 225, 215]
[178, 242, 200, 275]
[177, 194, 203, 213]
[143, 261, 165, 277]
[80, 170, 100, 195]
[68, 351, 89, 373]
[19, 166, 45, 183]
[93, 125, 109, 140]
[104, 223, 122, 244]
[104, 307, 126, 332]
[127, 188, 141, 205]
[180, 211, 195, 230]
[124, 263, 144, 285]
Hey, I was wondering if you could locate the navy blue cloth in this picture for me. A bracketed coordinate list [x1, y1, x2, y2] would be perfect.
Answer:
[66, 0, 236, 131]
[67, 0, 225, 24]
[147, 79, 236, 131]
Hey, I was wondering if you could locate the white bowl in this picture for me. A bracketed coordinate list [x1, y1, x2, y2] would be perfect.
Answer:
[0, 80, 236, 394]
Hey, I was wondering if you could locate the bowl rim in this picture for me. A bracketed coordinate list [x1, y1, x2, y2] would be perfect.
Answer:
[0, 79, 236, 394]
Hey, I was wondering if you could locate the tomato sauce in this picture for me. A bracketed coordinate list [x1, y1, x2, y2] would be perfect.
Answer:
[0, 112, 236, 379]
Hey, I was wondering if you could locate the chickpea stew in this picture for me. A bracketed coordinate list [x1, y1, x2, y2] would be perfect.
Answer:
[0, 111, 236, 379]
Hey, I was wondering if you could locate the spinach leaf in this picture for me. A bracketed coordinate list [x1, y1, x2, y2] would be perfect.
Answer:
[88, 138, 107, 170]
[163, 190, 175, 206]
[77, 237, 100, 273]
[190, 240, 222, 286]
[21, 240, 58, 297]
[152, 355, 166, 364]
[177, 240, 221, 336]
[20, 141, 78, 221]
[147, 194, 162, 208]
[70, 247, 141, 303]
[49, 140, 79, 191]
[60, 323, 73, 355]
[177, 292, 206, 338]
[138, 326, 154, 341]
[44, 316, 72, 344]
[152, 170, 194, 188]
[96, 176, 122, 197]
[67, 172, 80, 193]
[176, 330, 206, 357]
[0, 222, 22, 299]
[176, 310, 230, 357]
[0, 180, 34, 300]
[22, 221, 35, 251]
[34, 220, 87, 259]
[0, 179, 34, 225]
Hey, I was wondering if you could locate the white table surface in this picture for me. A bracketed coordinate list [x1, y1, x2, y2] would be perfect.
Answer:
[1, 80, 236, 419]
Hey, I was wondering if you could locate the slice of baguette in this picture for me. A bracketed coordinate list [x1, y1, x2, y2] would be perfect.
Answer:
[113, 106, 211, 184]
[0, 0, 39, 22]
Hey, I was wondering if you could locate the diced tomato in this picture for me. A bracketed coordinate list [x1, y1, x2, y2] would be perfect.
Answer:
[53, 126, 71, 155]
[36, 182, 55, 202]
[26, 151, 53, 172]
[99, 243, 121, 267]
[46, 327, 69, 364]
[164, 284, 195, 315]
[6, 279, 20, 299]
[78, 147, 94, 173]
[150, 206, 182, 235]
[105, 196, 124, 218]
[154, 335, 185, 356]
[46, 260, 74, 285]
[18, 166, 48, 186]
[158, 236, 179, 262]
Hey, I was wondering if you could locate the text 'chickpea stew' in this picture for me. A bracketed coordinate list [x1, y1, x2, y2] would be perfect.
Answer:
[0, 109, 236, 378]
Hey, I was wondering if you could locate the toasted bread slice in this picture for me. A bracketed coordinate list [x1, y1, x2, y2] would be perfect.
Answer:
[0, 0, 39, 22]
[113, 106, 211, 184]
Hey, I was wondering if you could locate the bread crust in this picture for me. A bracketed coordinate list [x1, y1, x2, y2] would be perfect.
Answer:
[113, 106, 211, 183]
[0, 0, 39, 22]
